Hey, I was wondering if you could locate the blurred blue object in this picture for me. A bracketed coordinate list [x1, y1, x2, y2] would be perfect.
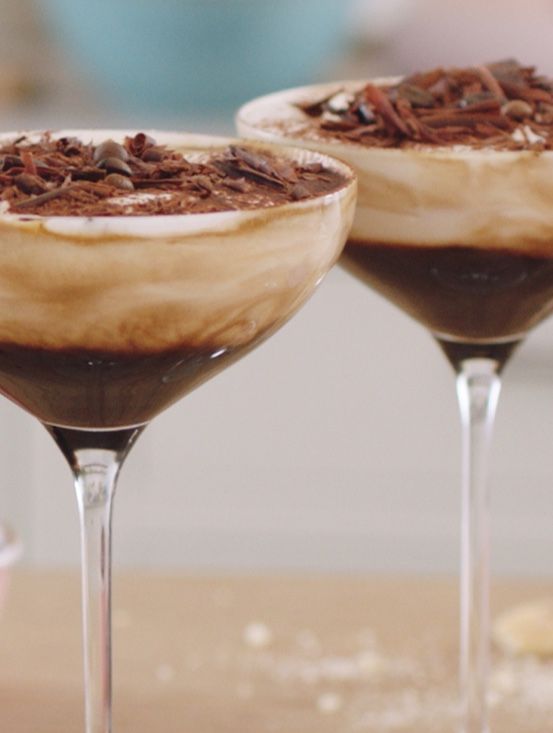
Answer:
[41, 0, 349, 113]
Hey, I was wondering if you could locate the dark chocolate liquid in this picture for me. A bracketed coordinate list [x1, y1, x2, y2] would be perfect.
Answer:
[343, 241, 553, 367]
[0, 342, 240, 428]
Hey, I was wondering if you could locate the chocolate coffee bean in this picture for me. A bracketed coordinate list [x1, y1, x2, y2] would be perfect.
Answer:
[93, 140, 129, 163]
[105, 173, 135, 191]
[502, 99, 533, 120]
[97, 157, 133, 176]
[141, 147, 163, 162]
[0, 155, 23, 171]
[14, 173, 46, 194]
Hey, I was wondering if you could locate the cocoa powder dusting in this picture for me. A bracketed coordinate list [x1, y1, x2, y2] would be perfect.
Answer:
[296, 60, 553, 151]
[0, 133, 347, 216]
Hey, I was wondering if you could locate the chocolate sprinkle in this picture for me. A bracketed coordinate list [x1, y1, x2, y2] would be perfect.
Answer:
[0, 133, 347, 217]
[295, 60, 553, 150]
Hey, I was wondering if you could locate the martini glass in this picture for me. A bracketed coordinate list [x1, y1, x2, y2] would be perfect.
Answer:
[238, 84, 553, 732]
[0, 129, 356, 733]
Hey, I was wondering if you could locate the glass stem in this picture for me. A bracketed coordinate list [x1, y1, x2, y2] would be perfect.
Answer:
[47, 426, 143, 733]
[75, 449, 119, 733]
[456, 359, 501, 733]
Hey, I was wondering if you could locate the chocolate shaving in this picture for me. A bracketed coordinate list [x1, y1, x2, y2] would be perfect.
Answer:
[214, 159, 287, 190]
[214, 146, 300, 190]
[320, 118, 358, 132]
[458, 92, 502, 113]
[475, 65, 506, 102]
[20, 151, 37, 176]
[419, 112, 514, 130]
[293, 60, 553, 151]
[125, 133, 156, 157]
[229, 145, 288, 181]
[397, 84, 436, 108]
[498, 80, 553, 104]
[13, 186, 74, 209]
[487, 59, 526, 84]
[364, 84, 410, 136]
[0, 134, 347, 216]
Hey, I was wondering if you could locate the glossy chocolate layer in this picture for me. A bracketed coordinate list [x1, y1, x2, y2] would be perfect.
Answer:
[344, 241, 553, 342]
[0, 342, 240, 428]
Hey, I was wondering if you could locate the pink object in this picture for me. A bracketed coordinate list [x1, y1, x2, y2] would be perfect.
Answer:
[0, 524, 21, 612]
[393, 0, 553, 74]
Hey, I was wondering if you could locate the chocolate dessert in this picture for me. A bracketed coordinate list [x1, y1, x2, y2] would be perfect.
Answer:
[0, 131, 356, 427]
[237, 61, 553, 366]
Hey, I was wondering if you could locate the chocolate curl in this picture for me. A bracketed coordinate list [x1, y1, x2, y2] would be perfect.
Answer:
[20, 150, 37, 176]
[476, 65, 507, 102]
[364, 84, 410, 136]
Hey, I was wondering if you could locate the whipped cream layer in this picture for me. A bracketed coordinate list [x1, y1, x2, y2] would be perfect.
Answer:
[0, 130, 356, 352]
[237, 82, 553, 256]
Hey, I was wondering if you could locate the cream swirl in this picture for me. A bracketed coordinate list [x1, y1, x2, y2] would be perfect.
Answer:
[237, 82, 553, 256]
[0, 130, 356, 352]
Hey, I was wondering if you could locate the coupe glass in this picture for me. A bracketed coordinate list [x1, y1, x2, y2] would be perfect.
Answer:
[238, 85, 553, 733]
[0, 130, 356, 733]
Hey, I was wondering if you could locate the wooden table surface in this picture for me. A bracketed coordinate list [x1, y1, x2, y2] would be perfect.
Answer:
[0, 571, 552, 732]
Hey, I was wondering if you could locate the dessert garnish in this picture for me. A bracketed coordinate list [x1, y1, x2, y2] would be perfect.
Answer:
[0, 132, 346, 216]
[296, 59, 553, 150]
